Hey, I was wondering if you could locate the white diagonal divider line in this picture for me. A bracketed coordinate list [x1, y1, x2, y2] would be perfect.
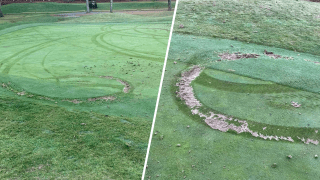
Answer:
[141, 1, 180, 179]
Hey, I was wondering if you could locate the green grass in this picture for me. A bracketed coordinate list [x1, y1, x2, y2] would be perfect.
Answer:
[145, 0, 320, 179]
[0, 97, 149, 179]
[174, 0, 320, 56]
[1, 2, 175, 14]
[0, 11, 173, 179]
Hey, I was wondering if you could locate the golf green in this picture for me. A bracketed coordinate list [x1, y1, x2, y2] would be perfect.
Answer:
[0, 11, 172, 179]
[0, 21, 170, 117]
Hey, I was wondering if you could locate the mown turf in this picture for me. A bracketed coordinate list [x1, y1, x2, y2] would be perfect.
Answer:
[1, 2, 175, 14]
[145, 0, 320, 179]
[0, 10, 173, 179]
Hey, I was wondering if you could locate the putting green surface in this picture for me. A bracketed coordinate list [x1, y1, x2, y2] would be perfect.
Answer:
[0, 12, 172, 179]
[0, 21, 169, 117]
[145, 0, 320, 179]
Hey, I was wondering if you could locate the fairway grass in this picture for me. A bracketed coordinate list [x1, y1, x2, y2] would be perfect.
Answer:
[0, 11, 173, 179]
[145, 0, 320, 179]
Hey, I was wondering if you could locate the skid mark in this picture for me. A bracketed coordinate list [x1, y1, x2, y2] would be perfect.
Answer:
[91, 33, 160, 62]
[2, 41, 60, 75]
[0, 40, 54, 69]
[100, 33, 159, 59]
[41, 51, 60, 84]
[176, 66, 320, 145]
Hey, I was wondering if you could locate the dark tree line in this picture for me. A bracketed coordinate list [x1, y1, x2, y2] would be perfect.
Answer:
[0, 1, 4, 17]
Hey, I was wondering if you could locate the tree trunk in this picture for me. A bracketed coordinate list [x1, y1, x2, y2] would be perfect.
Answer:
[86, 0, 90, 13]
[110, 0, 113, 13]
[168, 0, 172, 11]
[0, 2, 4, 17]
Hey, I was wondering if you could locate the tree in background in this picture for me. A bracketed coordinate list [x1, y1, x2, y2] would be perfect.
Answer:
[0, 1, 4, 17]
[86, 0, 90, 13]
[110, 0, 113, 13]
[168, 0, 172, 11]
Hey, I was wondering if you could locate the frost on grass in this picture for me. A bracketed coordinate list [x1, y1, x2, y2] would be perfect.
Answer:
[175, 65, 320, 144]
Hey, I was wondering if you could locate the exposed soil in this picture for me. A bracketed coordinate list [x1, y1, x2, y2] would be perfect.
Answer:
[264, 50, 282, 59]
[62, 99, 82, 104]
[218, 52, 260, 60]
[87, 96, 116, 102]
[176, 66, 202, 108]
[117, 80, 130, 93]
[176, 65, 319, 145]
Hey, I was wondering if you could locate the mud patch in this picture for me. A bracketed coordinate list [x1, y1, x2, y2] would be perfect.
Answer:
[17, 91, 26, 96]
[264, 50, 282, 59]
[62, 99, 82, 104]
[176, 66, 203, 108]
[117, 80, 130, 93]
[218, 52, 260, 60]
[176, 65, 318, 144]
[87, 96, 116, 102]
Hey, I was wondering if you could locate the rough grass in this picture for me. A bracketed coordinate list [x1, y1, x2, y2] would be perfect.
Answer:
[0, 96, 150, 179]
[1, 2, 175, 14]
[174, 0, 320, 56]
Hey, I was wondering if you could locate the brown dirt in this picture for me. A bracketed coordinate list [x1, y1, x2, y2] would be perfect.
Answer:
[87, 96, 116, 102]
[218, 52, 260, 60]
[264, 50, 282, 59]
[117, 80, 130, 93]
[176, 66, 203, 108]
[99, 76, 114, 79]
[62, 99, 82, 104]
[17, 91, 26, 96]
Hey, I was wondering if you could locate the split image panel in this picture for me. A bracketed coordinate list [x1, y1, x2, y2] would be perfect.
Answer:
[0, 1, 175, 179]
[144, 0, 320, 179]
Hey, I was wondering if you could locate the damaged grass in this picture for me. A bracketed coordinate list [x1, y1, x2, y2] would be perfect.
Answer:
[177, 66, 319, 145]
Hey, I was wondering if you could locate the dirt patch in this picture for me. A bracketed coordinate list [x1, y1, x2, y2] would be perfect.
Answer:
[117, 80, 130, 93]
[176, 65, 320, 144]
[176, 66, 203, 108]
[62, 99, 82, 104]
[297, 136, 319, 145]
[264, 50, 282, 59]
[88, 96, 116, 102]
[99, 76, 114, 79]
[218, 52, 260, 60]
[17, 91, 26, 96]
